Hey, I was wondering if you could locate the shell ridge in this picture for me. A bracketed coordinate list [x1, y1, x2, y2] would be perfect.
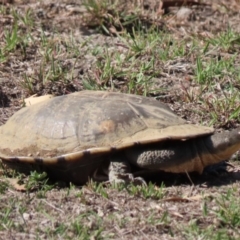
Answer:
[0, 90, 216, 183]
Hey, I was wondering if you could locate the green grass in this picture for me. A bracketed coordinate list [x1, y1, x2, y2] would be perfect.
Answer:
[1, 1, 240, 239]
[181, 188, 240, 239]
[1, 1, 238, 126]
[206, 27, 240, 52]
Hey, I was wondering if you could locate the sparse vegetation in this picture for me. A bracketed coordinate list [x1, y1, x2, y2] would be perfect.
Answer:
[0, 0, 240, 239]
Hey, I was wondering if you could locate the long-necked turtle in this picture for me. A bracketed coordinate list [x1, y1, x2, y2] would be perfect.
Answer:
[0, 91, 240, 184]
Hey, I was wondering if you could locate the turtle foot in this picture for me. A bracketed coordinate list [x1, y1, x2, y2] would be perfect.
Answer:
[109, 172, 147, 186]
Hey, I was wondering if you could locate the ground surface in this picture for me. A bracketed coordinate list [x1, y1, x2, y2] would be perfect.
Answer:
[0, 0, 240, 239]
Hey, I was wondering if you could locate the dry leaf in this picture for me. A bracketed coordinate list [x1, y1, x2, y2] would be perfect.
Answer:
[24, 94, 54, 106]
[163, 194, 211, 202]
[170, 211, 184, 218]
[5, 178, 26, 191]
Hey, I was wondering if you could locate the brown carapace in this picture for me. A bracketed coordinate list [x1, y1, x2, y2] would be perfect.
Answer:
[0, 91, 240, 184]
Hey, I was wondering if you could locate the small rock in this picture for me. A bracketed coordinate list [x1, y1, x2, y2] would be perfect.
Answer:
[176, 7, 193, 21]
[23, 213, 31, 221]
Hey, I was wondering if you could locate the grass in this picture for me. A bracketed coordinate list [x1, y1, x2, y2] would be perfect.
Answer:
[0, 172, 240, 238]
[206, 27, 240, 52]
[0, 0, 240, 239]
[181, 188, 240, 239]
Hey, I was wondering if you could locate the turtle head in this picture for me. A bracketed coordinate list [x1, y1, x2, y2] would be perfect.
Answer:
[208, 127, 240, 160]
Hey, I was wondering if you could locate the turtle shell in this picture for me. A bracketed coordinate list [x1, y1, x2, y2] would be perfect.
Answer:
[0, 91, 214, 183]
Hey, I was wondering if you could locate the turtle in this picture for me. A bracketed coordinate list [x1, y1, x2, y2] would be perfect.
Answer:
[0, 90, 240, 185]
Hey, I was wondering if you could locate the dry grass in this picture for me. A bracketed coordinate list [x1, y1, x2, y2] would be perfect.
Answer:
[0, 0, 240, 239]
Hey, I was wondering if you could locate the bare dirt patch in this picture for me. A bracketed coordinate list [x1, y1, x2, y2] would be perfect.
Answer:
[0, 0, 240, 239]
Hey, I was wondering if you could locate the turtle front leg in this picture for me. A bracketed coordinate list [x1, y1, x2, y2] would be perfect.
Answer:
[109, 155, 146, 185]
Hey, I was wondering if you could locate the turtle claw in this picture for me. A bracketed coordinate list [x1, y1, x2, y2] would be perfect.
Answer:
[130, 176, 147, 186]
[108, 160, 147, 185]
[109, 172, 147, 186]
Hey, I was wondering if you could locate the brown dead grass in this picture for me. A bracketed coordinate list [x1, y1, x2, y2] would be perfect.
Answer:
[0, 0, 240, 239]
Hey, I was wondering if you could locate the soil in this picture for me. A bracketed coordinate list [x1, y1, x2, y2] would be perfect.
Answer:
[0, 0, 240, 239]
